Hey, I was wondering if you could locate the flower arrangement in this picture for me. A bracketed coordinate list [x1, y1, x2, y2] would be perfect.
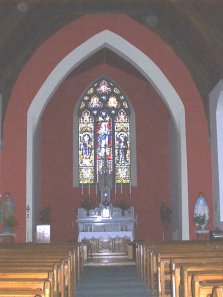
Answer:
[193, 213, 207, 230]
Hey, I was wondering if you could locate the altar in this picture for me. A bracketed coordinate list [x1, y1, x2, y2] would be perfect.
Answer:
[76, 133, 136, 258]
[76, 204, 136, 254]
[78, 231, 134, 242]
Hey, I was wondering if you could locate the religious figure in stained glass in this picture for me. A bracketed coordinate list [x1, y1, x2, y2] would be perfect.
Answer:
[117, 134, 128, 164]
[81, 133, 92, 164]
[88, 95, 103, 108]
[107, 96, 120, 109]
[78, 77, 131, 187]
[97, 121, 111, 157]
[96, 80, 111, 94]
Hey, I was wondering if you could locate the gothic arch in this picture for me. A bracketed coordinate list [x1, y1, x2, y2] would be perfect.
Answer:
[26, 29, 189, 241]
[209, 79, 223, 227]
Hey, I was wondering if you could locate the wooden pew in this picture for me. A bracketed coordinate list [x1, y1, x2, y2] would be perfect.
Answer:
[0, 259, 64, 297]
[170, 260, 223, 297]
[0, 242, 83, 282]
[142, 241, 223, 290]
[0, 271, 54, 284]
[136, 240, 223, 297]
[0, 242, 81, 275]
[157, 252, 223, 297]
[0, 279, 51, 297]
[173, 265, 223, 297]
[192, 273, 223, 297]
[212, 286, 223, 297]
[0, 242, 81, 297]
[179, 263, 223, 297]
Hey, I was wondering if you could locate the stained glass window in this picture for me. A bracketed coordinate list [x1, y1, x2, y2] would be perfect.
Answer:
[78, 77, 131, 185]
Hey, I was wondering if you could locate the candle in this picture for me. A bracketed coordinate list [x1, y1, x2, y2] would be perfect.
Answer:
[88, 183, 90, 196]
[121, 182, 123, 194]
[81, 183, 83, 195]
[96, 182, 97, 196]
[115, 181, 116, 195]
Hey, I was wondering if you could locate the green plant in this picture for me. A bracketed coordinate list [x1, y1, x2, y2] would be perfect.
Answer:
[81, 198, 95, 211]
[39, 206, 51, 224]
[160, 202, 172, 230]
[113, 199, 130, 215]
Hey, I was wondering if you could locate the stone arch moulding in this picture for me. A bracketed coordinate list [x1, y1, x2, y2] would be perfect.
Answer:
[26, 29, 189, 241]
[209, 79, 223, 227]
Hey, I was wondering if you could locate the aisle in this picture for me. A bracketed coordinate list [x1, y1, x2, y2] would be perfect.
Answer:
[76, 265, 151, 297]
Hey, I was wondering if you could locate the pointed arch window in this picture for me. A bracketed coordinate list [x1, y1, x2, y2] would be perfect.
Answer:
[78, 77, 131, 186]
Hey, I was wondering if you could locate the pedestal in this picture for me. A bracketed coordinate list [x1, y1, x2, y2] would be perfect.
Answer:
[195, 230, 209, 240]
[36, 225, 50, 243]
[0, 233, 15, 243]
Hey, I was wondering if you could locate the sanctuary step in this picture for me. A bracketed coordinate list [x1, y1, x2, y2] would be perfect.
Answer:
[90, 251, 129, 258]
[86, 257, 136, 267]
[85, 251, 135, 266]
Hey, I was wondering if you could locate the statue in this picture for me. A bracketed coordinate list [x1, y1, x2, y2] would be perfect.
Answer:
[0, 192, 16, 233]
[194, 192, 209, 230]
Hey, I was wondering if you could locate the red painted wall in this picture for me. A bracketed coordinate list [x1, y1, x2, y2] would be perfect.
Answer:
[41, 60, 170, 242]
[2, 14, 212, 241]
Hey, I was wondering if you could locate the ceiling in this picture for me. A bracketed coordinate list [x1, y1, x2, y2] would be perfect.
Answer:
[0, 0, 222, 120]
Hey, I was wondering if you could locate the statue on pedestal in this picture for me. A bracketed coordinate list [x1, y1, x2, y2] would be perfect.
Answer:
[0, 192, 17, 234]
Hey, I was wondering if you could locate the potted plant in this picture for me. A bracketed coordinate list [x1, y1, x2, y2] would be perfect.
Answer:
[114, 199, 130, 216]
[160, 202, 172, 240]
[39, 206, 51, 224]
[81, 198, 95, 216]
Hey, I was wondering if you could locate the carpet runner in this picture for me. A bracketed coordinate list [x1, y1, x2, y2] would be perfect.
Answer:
[76, 265, 151, 297]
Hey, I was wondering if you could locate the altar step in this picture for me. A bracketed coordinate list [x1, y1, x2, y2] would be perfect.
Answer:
[85, 252, 135, 266]
[90, 251, 129, 258]
[85, 257, 135, 267]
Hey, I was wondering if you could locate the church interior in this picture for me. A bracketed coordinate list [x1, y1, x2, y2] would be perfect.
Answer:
[0, 1, 223, 296]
